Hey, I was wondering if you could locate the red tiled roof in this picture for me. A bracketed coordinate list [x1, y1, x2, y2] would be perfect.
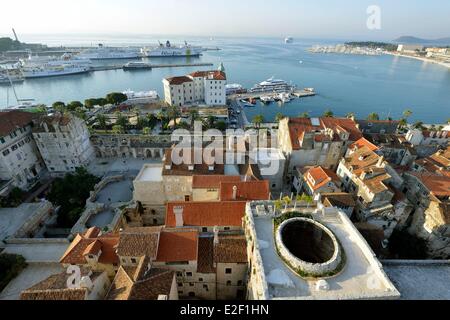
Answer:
[0, 111, 35, 136]
[163, 149, 225, 176]
[165, 201, 247, 228]
[156, 229, 198, 263]
[219, 181, 270, 201]
[190, 70, 226, 80]
[165, 76, 193, 85]
[409, 173, 450, 198]
[350, 138, 380, 152]
[197, 236, 215, 273]
[116, 227, 162, 259]
[214, 234, 247, 263]
[192, 175, 241, 189]
[304, 166, 341, 191]
[60, 230, 119, 265]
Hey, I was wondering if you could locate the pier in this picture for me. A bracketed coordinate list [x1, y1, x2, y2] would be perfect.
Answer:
[91, 62, 214, 72]
[229, 89, 316, 100]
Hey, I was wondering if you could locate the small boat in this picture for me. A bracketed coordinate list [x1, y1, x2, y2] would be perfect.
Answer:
[260, 96, 274, 104]
[278, 92, 291, 103]
[123, 61, 152, 70]
[304, 88, 315, 93]
[240, 99, 255, 107]
[285, 37, 294, 44]
[249, 98, 257, 104]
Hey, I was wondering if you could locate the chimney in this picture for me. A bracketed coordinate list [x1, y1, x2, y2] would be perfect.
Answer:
[213, 226, 220, 245]
[174, 206, 184, 227]
[232, 185, 238, 200]
[377, 155, 385, 167]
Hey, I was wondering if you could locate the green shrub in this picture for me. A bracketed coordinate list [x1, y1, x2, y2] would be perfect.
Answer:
[0, 254, 27, 292]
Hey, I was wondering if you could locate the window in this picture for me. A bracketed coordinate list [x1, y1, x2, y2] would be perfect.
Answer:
[237, 280, 243, 286]
[199, 278, 203, 282]
[176, 272, 183, 277]
[203, 285, 209, 291]
[186, 272, 193, 277]
[178, 291, 183, 295]
[11, 145, 18, 151]
[10, 131, 17, 139]
[224, 227, 230, 231]
[189, 283, 194, 287]
[131, 258, 137, 264]
[226, 281, 232, 286]
[188, 292, 195, 297]
[0, 137, 5, 144]
[202, 227, 208, 233]
[225, 268, 232, 274]
[2, 149, 10, 156]
[178, 282, 183, 287]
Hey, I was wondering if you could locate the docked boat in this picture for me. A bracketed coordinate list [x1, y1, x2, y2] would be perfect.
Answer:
[278, 92, 291, 103]
[123, 89, 159, 105]
[250, 77, 296, 93]
[77, 44, 141, 60]
[240, 99, 255, 107]
[19, 54, 92, 78]
[123, 61, 152, 70]
[225, 83, 247, 95]
[0, 68, 24, 84]
[141, 41, 205, 57]
[260, 96, 274, 104]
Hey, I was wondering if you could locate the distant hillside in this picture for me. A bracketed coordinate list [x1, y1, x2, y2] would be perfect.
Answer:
[394, 36, 450, 46]
[0, 37, 47, 53]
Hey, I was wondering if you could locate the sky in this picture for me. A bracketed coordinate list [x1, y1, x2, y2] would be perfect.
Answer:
[1, 0, 449, 40]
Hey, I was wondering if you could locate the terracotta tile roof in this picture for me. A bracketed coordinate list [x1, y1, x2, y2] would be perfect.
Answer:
[321, 193, 356, 208]
[165, 76, 193, 85]
[429, 147, 450, 168]
[60, 230, 119, 265]
[192, 175, 241, 189]
[20, 267, 102, 300]
[156, 229, 198, 263]
[33, 114, 72, 132]
[163, 149, 225, 176]
[350, 138, 380, 152]
[190, 70, 226, 80]
[0, 111, 35, 136]
[166, 201, 247, 228]
[344, 146, 382, 175]
[84, 227, 101, 238]
[197, 236, 215, 273]
[219, 181, 270, 201]
[117, 227, 162, 259]
[409, 173, 450, 198]
[287, 117, 362, 150]
[304, 166, 341, 191]
[214, 234, 247, 263]
[107, 264, 175, 300]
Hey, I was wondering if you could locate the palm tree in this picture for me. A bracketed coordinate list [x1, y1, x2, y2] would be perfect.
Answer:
[167, 105, 181, 127]
[299, 112, 310, 118]
[189, 109, 200, 129]
[96, 114, 108, 130]
[403, 109, 413, 119]
[323, 109, 334, 118]
[136, 116, 148, 130]
[346, 112, 355, 119]
[275, 113, 285, 122]
[205, 116, 216, 129]
[367, 112, 380, 121]
[413, 121, 424, 130]
[116, 113, 129, 129]
[253, 115, 265, 128]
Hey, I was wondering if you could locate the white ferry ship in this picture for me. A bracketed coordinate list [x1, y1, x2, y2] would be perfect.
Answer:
[19, 54, 92, 78]
[77, 44, 141, 60]
[250, 77, 296, 93]
[141, 41, 204, 57]
[123, 89, 159, 105]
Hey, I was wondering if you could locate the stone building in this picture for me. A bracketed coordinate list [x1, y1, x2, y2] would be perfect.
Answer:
[21, 267, 111, 301]
[90, 134, 172, 159]
[362, 135, 417, 166]
[60, 227, 120, 277]
[412, 146, 450, 175]
[163, 67, 227, 107]
[32, 114, 95, 174]
[277, 117, 363, 177]
[293, 166, 342, 196]
[0, 111, 44, 194]
[406, 128, 449, 147]
[404, 172, 450, 258]
[356, 119, 399, 135]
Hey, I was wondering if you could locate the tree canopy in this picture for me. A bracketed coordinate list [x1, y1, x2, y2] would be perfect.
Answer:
[106, 92, 128, 105]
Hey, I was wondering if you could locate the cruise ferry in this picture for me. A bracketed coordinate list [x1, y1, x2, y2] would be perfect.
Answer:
[123, 89, 159, 105]
[77, 44, 141, 60]
[141, 41, 204, 57]
[250, 77, 296, 93]
[18, 54, 92, 78]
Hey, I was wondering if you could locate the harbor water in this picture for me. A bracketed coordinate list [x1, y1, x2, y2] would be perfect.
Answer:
[1, 35, 449, 123]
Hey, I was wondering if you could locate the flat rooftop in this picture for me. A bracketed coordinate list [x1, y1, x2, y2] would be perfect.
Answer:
[383, 260, 450, 300]
[249, 204, 399, 300]
[0, 203, 46, 241]
[135, 164, 163, 182]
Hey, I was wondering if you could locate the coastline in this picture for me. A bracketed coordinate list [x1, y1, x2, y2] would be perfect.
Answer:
[385, 52, 450, 70]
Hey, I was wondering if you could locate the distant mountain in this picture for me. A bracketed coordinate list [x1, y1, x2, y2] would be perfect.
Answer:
[394, 36, 450, 46]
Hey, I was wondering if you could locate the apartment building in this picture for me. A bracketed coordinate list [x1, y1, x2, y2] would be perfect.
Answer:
[163, 66, 227, 106]
[294, 166, 342, 196]
[32, 114, 95, 174]
[0, 111, 44, 194]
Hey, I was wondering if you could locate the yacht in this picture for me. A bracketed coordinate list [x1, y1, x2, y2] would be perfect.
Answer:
[123, 61, 152, 70]
[250, 77, 296, 93]
[260, 96, 274, 104]
[285, 37, 294, 44]
[278, 92, 291, 103]
[141, 41, 204, 57]
[77, 44, 141, 60]
[123, 89, 159, 105]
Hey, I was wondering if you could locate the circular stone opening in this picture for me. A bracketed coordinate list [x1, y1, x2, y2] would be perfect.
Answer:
[281, 220, 335, 263]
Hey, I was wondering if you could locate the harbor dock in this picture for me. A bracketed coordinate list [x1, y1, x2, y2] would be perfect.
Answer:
[229, 89, 316, 100]
[91, 62, 214, 72]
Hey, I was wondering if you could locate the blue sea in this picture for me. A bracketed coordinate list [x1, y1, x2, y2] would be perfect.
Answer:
[1, 34, 449, 123]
